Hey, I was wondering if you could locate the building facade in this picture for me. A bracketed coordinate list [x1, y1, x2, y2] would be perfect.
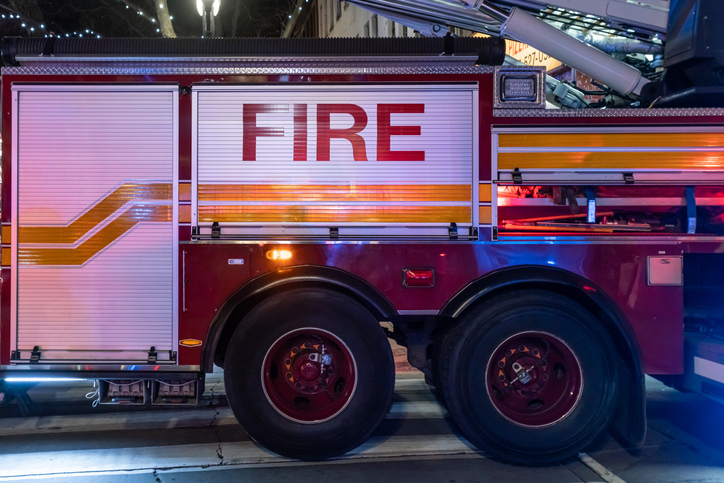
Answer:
[285, 0, 416, 38]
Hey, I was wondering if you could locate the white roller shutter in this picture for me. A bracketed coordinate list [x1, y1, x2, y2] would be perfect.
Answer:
[11, 85, 178, 363]
[193, 84, 477, 237]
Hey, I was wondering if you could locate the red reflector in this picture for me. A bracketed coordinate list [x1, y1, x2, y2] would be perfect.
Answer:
[404, 268, 434, 287]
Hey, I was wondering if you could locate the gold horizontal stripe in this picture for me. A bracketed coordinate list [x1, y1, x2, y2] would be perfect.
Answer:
[19, 205, 171, 266]
[478, 184, 492, 202]
[179, 204, 191, 224]
[198, 184, 471, 202]
[499, 132, 724, 149]
[1, 226, 9, 242]
[479, 206, 492, 224]
[19, 183, 172, 244]
[179, 183, 191, 202]
[499, 152, 724, 170]
[199, 206, 471, 224]
[1, 247, 10, 266]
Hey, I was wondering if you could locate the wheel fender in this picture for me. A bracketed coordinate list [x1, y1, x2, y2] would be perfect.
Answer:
[440, 265, 646, 449]
[202, 265, 397, 373]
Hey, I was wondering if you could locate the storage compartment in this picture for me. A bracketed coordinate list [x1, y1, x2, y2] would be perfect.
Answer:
[497, 185, 724, 237]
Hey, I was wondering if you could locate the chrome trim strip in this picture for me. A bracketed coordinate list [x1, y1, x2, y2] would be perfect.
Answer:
[178, 237, 724, 245]
[497, 172, 724, 183]
[191, 89, 199, 228]
[2, 64, 496, 76]
[494, 108, 724, 118]
[499, 196, 724, 207]
[498, 146, 724, 153]
[493, 126, 724, 134]
[472, 87, 480, 230]
[172, 85, 180, 354]
[10, 89, 18, 354]
[1, 364, 201, 372]
[397, 310, 440, 315]
[13, 55, 482, 65]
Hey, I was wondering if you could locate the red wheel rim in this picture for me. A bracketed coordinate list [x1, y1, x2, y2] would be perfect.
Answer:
[262, 328, 357, 424]
[485, 331, 582, 427]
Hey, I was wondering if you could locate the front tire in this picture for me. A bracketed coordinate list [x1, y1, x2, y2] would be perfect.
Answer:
[440, 290, 618, 465]
[224, 288, 394, 460]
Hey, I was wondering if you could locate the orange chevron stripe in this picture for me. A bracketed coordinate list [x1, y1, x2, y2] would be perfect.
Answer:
[19, 183, 172, 244]
[19, 205, 171, 266]
[198, 184, 472, 202]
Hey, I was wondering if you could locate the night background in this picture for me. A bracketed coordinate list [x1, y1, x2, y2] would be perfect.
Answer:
[0, 0, 296, 38]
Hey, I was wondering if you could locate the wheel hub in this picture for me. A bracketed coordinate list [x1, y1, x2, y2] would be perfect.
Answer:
[262, 328, 357, 424]
[487, 332, 582, 427]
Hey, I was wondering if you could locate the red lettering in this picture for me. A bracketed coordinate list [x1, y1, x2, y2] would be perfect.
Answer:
[316, 104, 368, 162]
[293, 104, 307, 162]
[377, 104, 425, 162]
[243, 104, 288, 162]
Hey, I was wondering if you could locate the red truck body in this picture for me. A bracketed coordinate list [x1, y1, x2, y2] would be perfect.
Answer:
[2, 37, 723, 465]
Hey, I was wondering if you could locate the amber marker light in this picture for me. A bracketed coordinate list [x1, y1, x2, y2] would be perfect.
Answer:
[179, 339, 203, 347]
[266, 249, 292, 261]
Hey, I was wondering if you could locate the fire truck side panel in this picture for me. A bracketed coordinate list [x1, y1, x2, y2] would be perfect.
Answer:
[180, 241, 681, 373]
[9, 85, 179, 363]
[0, 72, 718, 377]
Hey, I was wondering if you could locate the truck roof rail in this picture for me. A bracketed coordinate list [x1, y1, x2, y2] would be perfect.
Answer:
[1, 36, 505, 67]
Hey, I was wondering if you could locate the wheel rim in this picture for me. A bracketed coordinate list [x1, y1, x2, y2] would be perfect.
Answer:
[485, 331, 583, 427]
[262, 327, 358, 424]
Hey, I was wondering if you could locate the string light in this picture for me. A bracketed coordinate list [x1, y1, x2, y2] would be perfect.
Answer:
[1, 0, 173, 39]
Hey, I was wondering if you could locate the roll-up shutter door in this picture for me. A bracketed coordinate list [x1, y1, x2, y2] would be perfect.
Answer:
[12, 86, 178, 363]
[193, 84, 477, 238]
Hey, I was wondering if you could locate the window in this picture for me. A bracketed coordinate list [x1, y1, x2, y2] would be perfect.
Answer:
[363, 21, 370, 38]
[336, 0, 342, 20]
[371, 14, 378, 37]
[402, 26, 408, 38]
[389, 20, 396, 38]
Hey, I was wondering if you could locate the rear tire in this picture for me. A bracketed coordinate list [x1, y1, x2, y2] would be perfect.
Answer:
[440, 290, 618, 466]
[224, 288, 394, 460]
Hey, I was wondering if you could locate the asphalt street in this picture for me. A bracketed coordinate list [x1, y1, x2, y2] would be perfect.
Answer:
[0, 346, 723, 482]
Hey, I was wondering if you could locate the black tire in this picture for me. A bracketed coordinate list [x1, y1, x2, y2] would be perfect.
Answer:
[224, 288, 395, 460]
[440, 290, 618, 466]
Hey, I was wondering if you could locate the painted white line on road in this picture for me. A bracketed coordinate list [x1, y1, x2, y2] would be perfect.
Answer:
[0, 399, 445, 437]
[694, 356, 724, 384]
[0, 434, 479, 479]
[578, 452, 627, 483]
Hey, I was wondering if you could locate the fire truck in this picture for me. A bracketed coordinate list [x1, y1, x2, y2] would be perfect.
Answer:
[2, 0, 724, 467]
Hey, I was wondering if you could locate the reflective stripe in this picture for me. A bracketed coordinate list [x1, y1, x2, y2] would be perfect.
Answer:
[499, 151, 724, 170]
[198, 184, 471, 202]
[479, 184, 492, 202]
[199, 205, 471, 224]
[479, 206, 492, 224]
[499, 132, 724, 149]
